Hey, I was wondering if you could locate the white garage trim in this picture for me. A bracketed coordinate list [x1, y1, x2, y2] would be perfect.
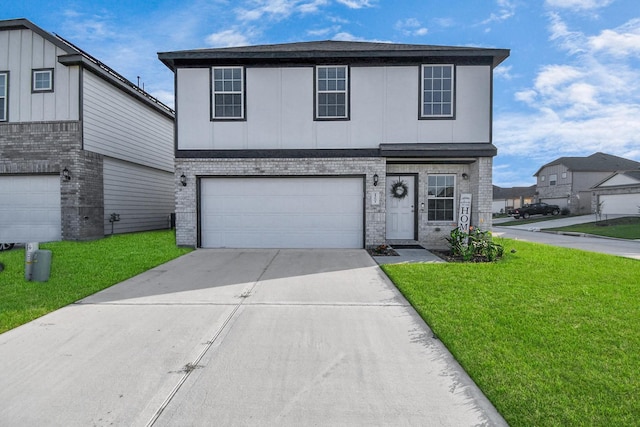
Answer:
[599, 193, 640, 215]
[0, 175, 61, 242]
[200, 176, 364, 248]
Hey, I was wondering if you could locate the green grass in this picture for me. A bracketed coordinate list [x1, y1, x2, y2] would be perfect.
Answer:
[547, 216, 640, 239]
[0, 230, 192, 334]
[382, 239, 640, 427]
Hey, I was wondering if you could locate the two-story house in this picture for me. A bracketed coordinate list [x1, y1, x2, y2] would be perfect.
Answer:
[534, 152, 640, 214]
[0, 19, 175, 243]
[158, 41, 509, 249]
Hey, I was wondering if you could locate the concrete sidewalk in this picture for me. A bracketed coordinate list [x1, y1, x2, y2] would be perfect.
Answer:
[0, 249, 505, 426]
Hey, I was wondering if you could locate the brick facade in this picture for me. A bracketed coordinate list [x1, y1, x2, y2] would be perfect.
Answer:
[0, 121, 104, 240]
[176, 156, 493, 249]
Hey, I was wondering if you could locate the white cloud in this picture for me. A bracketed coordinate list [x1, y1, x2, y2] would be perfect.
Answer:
[332, 31, 364, 41]
[494, 65, 514, 80]
[588, 18, 640, 57]
[545, 0, 614, 10]
[495, 13, 640, 167]
[336, 0, 375, 9]
[395, 18, 429, 37]
[480, 0, 516, 26]
[205, 29, 252, 47]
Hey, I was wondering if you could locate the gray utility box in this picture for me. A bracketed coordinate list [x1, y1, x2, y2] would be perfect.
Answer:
[26, 250, 52, 282]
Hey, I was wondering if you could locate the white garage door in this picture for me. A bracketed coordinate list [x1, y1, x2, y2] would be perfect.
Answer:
[0, 175, 61, 242]
[600, 193, 640, 215]
[201, 177, 364, 248]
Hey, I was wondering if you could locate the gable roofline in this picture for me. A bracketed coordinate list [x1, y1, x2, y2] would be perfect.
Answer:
[533, 152, 640, 176]
[158, 40, 510, 71]
[591, 170, 640, 189]
[0, 18, 78, 54]
[1, 18, 174, 117]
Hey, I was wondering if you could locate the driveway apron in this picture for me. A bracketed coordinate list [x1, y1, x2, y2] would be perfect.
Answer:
[0, 249, 506, 426]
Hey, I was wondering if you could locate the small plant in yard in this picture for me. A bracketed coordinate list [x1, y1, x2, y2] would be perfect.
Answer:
[445, 227, 504, 262]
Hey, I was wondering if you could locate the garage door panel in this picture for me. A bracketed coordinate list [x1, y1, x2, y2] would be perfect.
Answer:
[201, 177, 363, 248]
[0, 175, 61, 242]
[600, 194, 640, 215]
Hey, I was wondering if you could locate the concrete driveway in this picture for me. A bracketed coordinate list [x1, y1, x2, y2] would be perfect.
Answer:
[0, 249, 505, 426]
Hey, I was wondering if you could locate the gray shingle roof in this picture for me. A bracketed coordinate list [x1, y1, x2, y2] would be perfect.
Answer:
[158, 40, 509, 70]
[534, 152, 640, 176]
[493, 185, 536, 199]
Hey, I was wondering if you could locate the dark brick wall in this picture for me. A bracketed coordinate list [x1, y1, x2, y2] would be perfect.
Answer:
[0, 121, 104, 241]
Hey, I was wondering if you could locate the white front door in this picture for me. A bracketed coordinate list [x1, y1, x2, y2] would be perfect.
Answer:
[386, 175, 415, 240]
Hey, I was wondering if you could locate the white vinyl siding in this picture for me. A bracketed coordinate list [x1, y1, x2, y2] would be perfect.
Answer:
[103, 158, 174, 235]
[0, 175, 61, 242]
[83, 72, 173, 171]
[0, 28, 79, 122]
[176, 65, 490, 150]
[200, 177, 364, 248]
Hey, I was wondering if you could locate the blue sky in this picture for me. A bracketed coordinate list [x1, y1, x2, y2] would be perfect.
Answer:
[4, 0, 639, 187]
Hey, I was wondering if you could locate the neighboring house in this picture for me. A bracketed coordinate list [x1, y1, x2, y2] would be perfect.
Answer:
[158, 40, 509, 249]
[0, 19, 175, 243]
[534, 152, 640, 215]
[492, 185, 536, 214]
[591, 171, 640, 215]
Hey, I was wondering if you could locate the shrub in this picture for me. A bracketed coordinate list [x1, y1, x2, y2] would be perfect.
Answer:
[561, 207, 571, 215]
[445, 227, 504, 262]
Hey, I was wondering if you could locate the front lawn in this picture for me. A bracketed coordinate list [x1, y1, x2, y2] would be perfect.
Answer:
[382, 239, 640, 427]
[0, 231, 192, 334]
[547, 216, 640, 239]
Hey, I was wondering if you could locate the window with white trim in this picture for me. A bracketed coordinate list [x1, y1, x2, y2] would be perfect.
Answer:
[421, 65, 454, 118]
[549, 174, 557, 186]
[32, 69, 53, 92]
[212, 67, 244, 119]
[0, 72, 7, 121]
[316, 65, 348, 119]
[427, 175, 455, 221]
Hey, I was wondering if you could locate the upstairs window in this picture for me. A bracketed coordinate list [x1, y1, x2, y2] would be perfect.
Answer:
[0, 72, 7, 121]
[212, 67, 244, 119]
[549, 174, 557, 186]
[316, 65, 348, 119]
[32, 69, 53, 92]
[427, 175, 455, 221]
[421, 65, 454, 118]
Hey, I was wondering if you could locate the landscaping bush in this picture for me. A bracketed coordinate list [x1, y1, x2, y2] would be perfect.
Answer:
[445, 227, 504, 262]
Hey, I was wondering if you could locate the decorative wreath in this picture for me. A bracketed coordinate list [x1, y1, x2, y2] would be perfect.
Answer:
[391, 180, 409, 199]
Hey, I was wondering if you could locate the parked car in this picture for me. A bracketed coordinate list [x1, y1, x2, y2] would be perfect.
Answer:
[0, 243, 15, 251]
[508, 202, 560, 219]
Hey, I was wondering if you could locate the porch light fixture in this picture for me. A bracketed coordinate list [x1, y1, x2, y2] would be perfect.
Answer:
[461, 173, 469, 180]
[62, 167, 71, 181]
[180, 173, 187, 187]
[373, 174, 379, 186]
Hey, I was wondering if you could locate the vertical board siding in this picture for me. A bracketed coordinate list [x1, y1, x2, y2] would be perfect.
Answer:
[176, 65, 492, 150]
[0, 28, 79, 122]
[103, 158, 174, 235]
[83, 72, 173, 172]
